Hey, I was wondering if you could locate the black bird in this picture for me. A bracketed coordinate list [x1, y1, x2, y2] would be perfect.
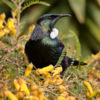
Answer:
[25, 14, 86, 72]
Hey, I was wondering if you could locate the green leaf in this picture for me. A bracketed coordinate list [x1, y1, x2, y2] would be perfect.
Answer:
[68, 0, 86, 23]
[69, 31, 81, 58]
[0, 2, 10, 14]
[61, 30, 81, 59]
[87, 2, 100, 26]
[1, 0, 16, 10]
[86, 19, 100, 43]
[22, 1, 50, 11]
[56, 48, 66, 66]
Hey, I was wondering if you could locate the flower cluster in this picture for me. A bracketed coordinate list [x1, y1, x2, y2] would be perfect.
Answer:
[83, 81, 100, 99]
[0, 64, 46, 100]
[35, 65, 75, 100]
[0, 13, 16, 38]
[83, 52, 100, 99]
[0, 63, 76, 100]
[0, 78, 46, 100]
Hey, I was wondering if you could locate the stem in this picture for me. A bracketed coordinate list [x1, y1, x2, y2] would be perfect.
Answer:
[16, 0, 21, 39]
[11, 0, 25, 45]
[15, 0, 25, 41]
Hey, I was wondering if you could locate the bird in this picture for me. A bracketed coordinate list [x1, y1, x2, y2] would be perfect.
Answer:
[25, 14, 86, 72]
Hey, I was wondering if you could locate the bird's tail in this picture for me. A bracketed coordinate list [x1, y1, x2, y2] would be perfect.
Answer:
[61, 56, 87, 72]
[71, 58, 87, 66]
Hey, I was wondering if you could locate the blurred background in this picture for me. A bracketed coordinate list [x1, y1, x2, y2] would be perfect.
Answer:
[0, 0, 100, 59]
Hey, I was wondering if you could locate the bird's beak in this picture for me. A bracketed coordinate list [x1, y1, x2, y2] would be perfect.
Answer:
[50, 14, 71, 29]
[57, 14, 71, 18]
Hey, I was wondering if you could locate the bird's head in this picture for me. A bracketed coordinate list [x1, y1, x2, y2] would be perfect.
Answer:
[37, 14, 71, 31]
[31, 14, 71, 40]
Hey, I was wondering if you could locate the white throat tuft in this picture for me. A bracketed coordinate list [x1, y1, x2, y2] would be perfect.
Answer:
[50, 28, 59, 39]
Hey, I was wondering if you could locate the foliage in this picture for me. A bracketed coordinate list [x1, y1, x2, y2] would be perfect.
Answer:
[9, 0, 99, 58]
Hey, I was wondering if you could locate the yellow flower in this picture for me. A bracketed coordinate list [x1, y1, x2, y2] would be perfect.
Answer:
[58, 96, 66, 100]
[53, 67, 62, 76]
[12, 9, 18, 17]
[14, 79, 20, 91]
[89, 71, 100, 80]
[15, 92, 24, 99]
[29, 25, 35, 33]
[66, 96, 76, 100]
[92, 52, 100, 60]
[14, 78, 30, 95]
[19, 49, 25, 54]
[19, 78, 30, 95]
[58, 95, 75, 100]
[0, 13, 6, 20]
[30, 84, 46, 100]
[24, 96, 39, 100]
[83, 81, 100, 98]
[5, 74, 10, 78]
[24, 63, 34, 77]
[93, 89, 100, 97]
[54, 75, 64, 85]
[0, 24, 4, 30]
[37, 65, 53, 75]
[44, 78, 50, 86]
[59, 85, 67, 93]
[0, 13, 5, 24]
[0, 13, 5, 31]
[7, 19, 15, 29]
[11, 27, 16, 36]
[4, 90, 18, 100]
[24, 35, 30, 40]
[7, 18, 16, 36]
[83, 81, 93, 95]
[39, 96, 46, 100]
[3, 28, 10, 34]
[0, 32, 6, 38]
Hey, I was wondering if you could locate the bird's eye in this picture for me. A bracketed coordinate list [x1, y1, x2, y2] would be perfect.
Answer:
[48, 16, 52, 19]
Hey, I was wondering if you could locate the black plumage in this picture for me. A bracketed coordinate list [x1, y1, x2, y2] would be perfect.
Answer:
[25, 14, 86, 72]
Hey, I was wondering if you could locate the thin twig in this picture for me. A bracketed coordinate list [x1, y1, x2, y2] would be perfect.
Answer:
[16, 0, 21, 38]
[44, 90, 58, 96]
[5, 58, 20, 67]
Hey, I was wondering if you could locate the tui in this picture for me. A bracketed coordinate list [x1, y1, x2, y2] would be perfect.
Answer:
[25, 14, 86, 72]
